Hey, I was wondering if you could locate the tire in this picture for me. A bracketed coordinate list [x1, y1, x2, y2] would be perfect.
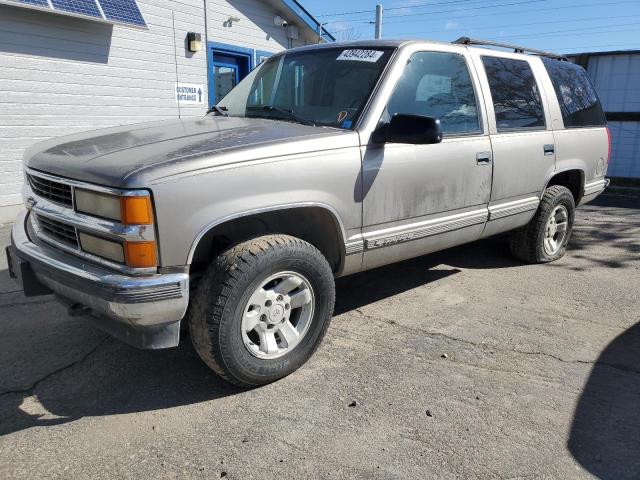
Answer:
[509, 185, 576, 264]
[188, 234, 335, 387]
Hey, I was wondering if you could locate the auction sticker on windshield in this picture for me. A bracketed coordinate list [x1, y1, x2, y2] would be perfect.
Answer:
[337, 50, 384, 62]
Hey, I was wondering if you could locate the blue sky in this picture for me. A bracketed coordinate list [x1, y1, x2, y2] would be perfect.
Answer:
[303, 0, 640, 54]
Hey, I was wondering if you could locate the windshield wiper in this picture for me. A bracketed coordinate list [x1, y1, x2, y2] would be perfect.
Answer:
[207, 105, 229, 117]
[249, 105, 317, 127]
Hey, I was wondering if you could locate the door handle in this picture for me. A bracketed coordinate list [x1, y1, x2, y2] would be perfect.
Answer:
[544, 144, 555, 156]
[476, 152, 492, 165]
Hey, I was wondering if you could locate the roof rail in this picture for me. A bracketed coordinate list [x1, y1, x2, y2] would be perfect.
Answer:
[453, 37, 567, 61]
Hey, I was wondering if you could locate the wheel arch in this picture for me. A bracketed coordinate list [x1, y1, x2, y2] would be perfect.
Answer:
[543, 168, 585, 205]
[187, 203, 348, 274]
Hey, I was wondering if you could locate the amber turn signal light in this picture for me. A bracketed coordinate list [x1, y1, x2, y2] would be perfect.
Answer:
[124, 241, 157, 269]
[121, 196, 153, 225]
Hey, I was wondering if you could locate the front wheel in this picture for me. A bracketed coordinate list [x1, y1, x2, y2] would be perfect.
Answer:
[509, 185, 576, 263]
[188, 234, 335, 387]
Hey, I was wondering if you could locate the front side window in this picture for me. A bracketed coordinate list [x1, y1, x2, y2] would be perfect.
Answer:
[216, 48, 395, 129]
[385, 51, 481, 135]
[541, 57, 606, 128]
[482, 56, 546, 131]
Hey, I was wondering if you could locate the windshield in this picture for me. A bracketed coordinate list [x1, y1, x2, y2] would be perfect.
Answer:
[213, 47, 395, 129]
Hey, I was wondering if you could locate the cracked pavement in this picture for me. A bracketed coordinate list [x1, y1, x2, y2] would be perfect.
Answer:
[0, 194, 639, 480]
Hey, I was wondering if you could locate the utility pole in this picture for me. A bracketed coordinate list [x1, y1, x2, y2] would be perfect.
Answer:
[374, 4, 383, 39]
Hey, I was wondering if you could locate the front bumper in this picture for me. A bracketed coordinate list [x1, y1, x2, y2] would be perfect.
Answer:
[8, 210, 189, 349]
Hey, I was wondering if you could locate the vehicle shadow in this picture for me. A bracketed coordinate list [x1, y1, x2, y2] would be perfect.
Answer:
[0, 237, 522, 437]
[335, 235, 519, 315]
[568, 322, 640, 479]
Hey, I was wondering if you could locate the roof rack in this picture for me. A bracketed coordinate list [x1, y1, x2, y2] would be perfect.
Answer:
[453, 37, 567, 61]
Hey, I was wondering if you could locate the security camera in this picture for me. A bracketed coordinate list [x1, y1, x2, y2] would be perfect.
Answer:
[274, 15, 288, 28]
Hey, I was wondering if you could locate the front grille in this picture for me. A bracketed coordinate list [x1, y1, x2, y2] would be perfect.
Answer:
[28, 174, 73, 207]
[36, 215, 79, 248]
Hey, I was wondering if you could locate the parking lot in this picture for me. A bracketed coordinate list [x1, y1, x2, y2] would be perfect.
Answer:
[0, 194, 638, 480]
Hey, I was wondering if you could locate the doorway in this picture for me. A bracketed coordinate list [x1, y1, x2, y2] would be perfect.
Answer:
[208, 43, 253, 107]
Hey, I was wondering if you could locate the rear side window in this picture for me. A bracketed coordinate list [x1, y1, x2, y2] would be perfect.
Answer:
[541, 58, 606, 128]
[482, 56, 546, 131]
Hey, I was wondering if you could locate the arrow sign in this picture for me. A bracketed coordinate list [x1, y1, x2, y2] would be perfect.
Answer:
[175, 83, 204, 105]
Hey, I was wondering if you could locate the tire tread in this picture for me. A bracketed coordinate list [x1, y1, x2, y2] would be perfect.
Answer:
[188, 234, 333, 387]
[509, 185, 575, 264]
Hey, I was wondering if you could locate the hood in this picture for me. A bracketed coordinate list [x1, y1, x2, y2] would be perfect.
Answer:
[25, 116, 355, 188]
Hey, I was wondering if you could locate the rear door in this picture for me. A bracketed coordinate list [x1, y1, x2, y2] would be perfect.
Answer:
[470, 52, 557, 237]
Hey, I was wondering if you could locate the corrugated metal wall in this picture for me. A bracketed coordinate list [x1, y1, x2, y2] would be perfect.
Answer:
[0, 0, 316, 221]
[586, 53, 640, 179]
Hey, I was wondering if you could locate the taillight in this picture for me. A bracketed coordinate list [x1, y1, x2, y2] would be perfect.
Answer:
[605, 126, 612, 165]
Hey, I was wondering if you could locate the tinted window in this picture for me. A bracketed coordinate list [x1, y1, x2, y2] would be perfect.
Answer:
[386, 51, 481, 135]
[482, 56, 545, 131]
[541, 58, 606, 128]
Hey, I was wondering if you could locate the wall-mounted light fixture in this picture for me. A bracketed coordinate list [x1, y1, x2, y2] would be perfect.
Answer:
[274, 15, 288, 28]
[187, 32, 202, 53]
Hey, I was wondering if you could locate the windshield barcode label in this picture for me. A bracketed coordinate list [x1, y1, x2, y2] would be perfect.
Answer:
[337, 50, 384, 62]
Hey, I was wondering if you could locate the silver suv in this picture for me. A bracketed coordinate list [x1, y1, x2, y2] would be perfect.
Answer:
[7, 39, 610, 386]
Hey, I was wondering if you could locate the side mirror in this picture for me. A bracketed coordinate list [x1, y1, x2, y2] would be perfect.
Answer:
[373, 114, 443, 145]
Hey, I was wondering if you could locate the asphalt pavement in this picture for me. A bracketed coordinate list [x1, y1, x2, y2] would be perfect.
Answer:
[0, 194, 638, 480]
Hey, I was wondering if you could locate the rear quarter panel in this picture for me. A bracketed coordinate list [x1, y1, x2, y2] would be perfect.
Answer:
[552, 127, 609, 188]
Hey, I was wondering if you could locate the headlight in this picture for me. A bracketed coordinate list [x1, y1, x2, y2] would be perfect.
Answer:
[75, 189, 153, 225]
[75, 188, 157, 269]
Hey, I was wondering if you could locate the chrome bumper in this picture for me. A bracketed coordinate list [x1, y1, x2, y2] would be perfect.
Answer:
[8, 210, 189, 349]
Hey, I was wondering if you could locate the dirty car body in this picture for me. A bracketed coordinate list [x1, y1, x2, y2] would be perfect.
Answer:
[7, 40, 610, 385]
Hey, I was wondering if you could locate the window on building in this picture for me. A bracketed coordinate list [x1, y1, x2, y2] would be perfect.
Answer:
[482, 56, 546, 131]
[541, 58, 606, 128]
[385, 51, 481, 135]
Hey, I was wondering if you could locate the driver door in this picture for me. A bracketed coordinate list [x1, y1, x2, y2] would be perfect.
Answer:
[361, 50, 493, 269]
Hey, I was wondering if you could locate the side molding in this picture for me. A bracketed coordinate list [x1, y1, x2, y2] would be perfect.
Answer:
[488, 197, 540, 220]
[584, 178, 608, 196]
[362, 208, 488, 250]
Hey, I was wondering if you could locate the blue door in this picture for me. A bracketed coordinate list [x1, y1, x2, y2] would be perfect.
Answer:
[208, 45, 253, 107]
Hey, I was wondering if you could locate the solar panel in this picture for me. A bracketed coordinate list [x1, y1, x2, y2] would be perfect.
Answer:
[10, 0, 50, 6]
[50, 0, 102, 19]
[1, 0, 147, 27]
[99, 0, 146, 27]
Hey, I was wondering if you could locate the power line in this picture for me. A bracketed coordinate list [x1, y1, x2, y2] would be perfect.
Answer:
[398, 21, 640, 41]
[315, 0, 489, 18]
[384, 0, 546, 20]
[549, 43, 639, 52]
[499, 24, 640, 41]
[316, 9, 372, 18]
[391, 13, 640, 37]
[380, 0, 639, 25]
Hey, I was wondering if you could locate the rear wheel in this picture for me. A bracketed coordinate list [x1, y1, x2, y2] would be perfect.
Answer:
[188, 234, 335, 387]
[509, 185, 576, 263]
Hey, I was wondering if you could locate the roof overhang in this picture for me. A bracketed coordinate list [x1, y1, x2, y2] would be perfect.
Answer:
[279, 0, 335, 42]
